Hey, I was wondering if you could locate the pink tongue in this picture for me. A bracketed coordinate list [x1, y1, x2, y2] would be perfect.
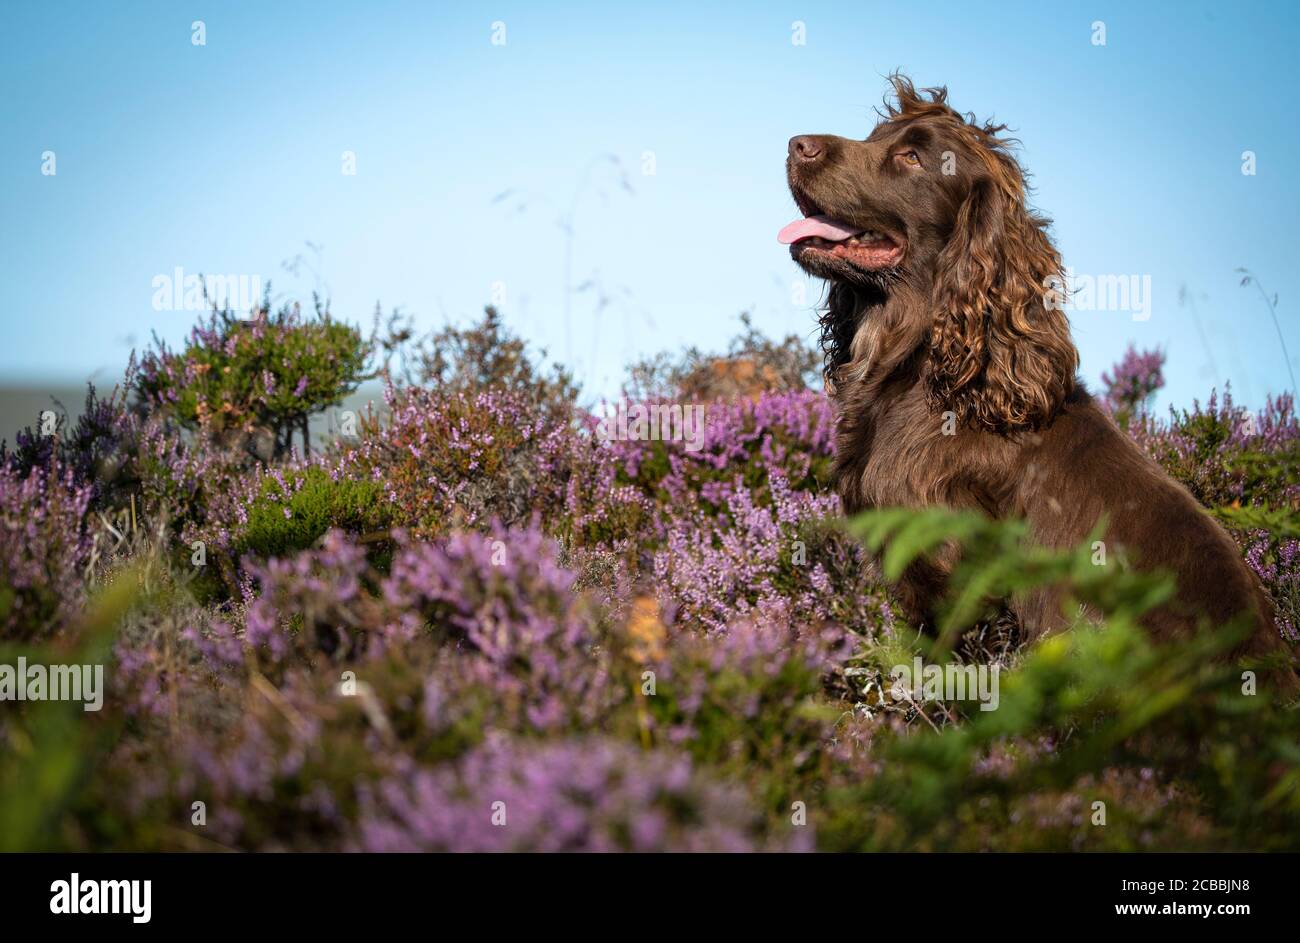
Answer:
[778, 214, 863, 245]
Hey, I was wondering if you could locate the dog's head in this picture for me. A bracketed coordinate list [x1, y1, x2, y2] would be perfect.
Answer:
[783, 75, 1077, 432]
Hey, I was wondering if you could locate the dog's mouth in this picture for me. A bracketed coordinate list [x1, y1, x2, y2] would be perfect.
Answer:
[778, 213, 906, 271]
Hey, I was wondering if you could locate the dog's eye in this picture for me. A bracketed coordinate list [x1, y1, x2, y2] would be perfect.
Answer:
[897, 150, 922, 167]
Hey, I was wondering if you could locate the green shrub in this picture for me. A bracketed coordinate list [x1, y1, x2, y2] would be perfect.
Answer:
[135, 297, 370, 459]
[234, 466, 395, 561]
[820, 507, 1300, 851]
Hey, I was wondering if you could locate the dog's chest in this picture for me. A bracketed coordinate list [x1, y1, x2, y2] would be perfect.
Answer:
[832, 387, 1003, 515]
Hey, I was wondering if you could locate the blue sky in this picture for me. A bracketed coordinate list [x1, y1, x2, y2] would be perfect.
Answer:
[2, 0, 1298, 411]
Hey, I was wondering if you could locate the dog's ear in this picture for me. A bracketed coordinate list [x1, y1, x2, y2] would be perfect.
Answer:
[928, 170, 1077, 431]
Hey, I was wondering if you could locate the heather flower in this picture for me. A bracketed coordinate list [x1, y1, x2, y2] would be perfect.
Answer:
[340, 382, 573, 537]
[355, 737, 809, 852]
[1128, 388, 1298, 509]
[8, 305, 1300, 856]
[1244, 534, 1300, 640]
[0, 459, 92, 639]
[380, 523, 616, 729]
[239, 529, 374, 666]
[3, 366, 250, 541]
[652, 468, 889, 635]
[641, 617, 853, 774]
[1101, 344, 1165, 417]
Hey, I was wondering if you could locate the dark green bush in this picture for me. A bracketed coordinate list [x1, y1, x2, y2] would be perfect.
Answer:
[234, 466, 395, 561]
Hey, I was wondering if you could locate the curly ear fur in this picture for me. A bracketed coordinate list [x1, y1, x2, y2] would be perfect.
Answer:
[928, 149, 1078, 432]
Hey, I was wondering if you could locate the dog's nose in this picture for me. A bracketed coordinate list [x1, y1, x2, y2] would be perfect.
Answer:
[788, 135, 823, 162]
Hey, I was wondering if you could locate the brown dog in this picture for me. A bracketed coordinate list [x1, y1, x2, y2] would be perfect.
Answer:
[781, 75, 1294, 688]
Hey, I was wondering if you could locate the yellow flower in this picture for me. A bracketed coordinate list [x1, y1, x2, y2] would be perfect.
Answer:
[626, 595, 666, 664]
